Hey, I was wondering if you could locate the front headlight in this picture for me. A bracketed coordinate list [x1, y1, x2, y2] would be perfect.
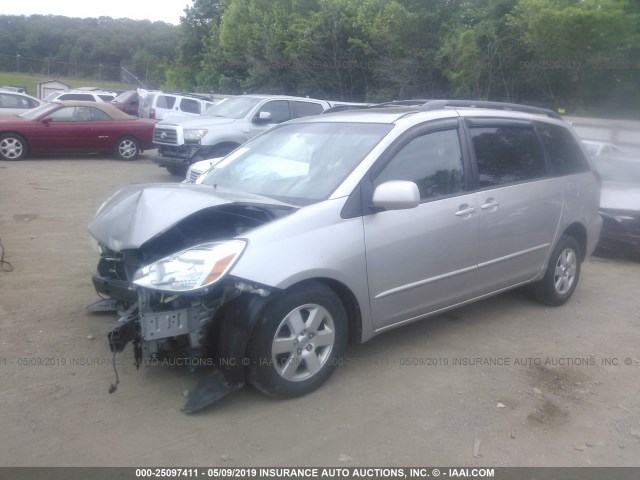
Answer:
[183, 129, 208, 142]
[133, 240, 246, 293]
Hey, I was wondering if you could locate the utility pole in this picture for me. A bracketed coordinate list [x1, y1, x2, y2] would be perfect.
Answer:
[16, 53, 21, 73]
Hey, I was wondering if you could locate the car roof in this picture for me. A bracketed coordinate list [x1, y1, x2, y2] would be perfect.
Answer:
[240, 94, 328, 102]
[56, 100, 136, 119]
[294, 100, 567, 126]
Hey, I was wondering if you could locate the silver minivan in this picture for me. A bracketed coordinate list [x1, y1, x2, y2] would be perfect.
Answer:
[89, 100, 602, 412]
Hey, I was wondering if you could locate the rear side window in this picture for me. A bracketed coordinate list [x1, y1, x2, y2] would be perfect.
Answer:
[88, 107, 111, 121]
[293, 101, 324, 118]
[0, 93, 19, 108]
[180, 98, 201, 114]
[98, 95, 115, 102]
[156, 95, 176, 109]
[536, 123, 590, 175]
[470, 125, 546, 187]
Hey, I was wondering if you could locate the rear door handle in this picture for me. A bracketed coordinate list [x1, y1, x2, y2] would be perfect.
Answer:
[481, 199, 500, 210]
[454, 206, 477, 217]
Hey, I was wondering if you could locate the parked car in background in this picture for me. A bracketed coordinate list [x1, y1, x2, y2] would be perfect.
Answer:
[582, 140, 625, 157]
[89, 100, 601, 412]
[1, 86, 27, 93]
[152, 94, 334, 175]
[0, 90, 44, 117]
[44, 90, 117, 103]
[0, 101, 156, 161]
[138, 90, 216, 121]
[593, 155, 640, 257]
[184, 157, 222, 183]
[112, 90, 139, 116]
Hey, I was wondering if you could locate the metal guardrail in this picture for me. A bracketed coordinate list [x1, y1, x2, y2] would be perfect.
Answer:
[565, 115, 640, 155]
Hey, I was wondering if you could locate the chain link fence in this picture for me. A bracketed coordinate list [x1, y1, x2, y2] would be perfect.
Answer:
[0, 53, 144, 86]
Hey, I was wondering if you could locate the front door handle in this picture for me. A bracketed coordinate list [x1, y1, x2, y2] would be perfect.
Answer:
[454, 205, 477, 217]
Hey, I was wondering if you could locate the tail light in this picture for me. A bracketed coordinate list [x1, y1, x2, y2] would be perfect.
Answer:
[150, 108, 156, 120]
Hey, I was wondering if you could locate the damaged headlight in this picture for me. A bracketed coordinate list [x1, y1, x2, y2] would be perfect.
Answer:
[183, 129, 208, 142]
[133, 240, 246, 293]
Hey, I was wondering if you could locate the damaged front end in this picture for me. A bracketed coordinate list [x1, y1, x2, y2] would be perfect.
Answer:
[109, 277, 273, 412]
[87, 184, 294, 412]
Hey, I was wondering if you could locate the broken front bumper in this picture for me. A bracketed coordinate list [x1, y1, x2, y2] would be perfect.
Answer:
[105, 281, 273, 413]
[92, 274, 138, 305]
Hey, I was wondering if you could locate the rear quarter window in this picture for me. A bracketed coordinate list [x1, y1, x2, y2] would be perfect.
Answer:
[156, 95, 177, 109]
[293, 101, 325, 118]
[536, 122, 590, 176]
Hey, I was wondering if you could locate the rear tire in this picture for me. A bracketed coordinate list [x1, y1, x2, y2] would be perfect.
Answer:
[247, 282, 347, 399]
[530, 235, 582, 306]
[114, 136, 140, 160]
[0, 133, 28, 160]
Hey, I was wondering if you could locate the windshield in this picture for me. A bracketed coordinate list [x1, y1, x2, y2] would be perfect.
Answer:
[201, 122, 393, 206]
[19, 103, 60, 120]
[204, 96, 262, 119]
[594, 157, 640, 183]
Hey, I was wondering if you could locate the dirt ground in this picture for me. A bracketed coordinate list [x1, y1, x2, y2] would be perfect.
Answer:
[1, 152, 639, 467]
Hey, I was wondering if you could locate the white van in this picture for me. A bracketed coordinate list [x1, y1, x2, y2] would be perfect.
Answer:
[138, 90, 216, 120]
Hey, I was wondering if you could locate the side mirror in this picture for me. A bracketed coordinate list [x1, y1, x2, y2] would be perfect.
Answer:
[371, 181, 420, 211]
[42, 117, 52, 124]
[253, 111, 273, 124]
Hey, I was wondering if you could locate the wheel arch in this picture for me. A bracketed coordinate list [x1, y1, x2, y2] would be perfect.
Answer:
[561, 222, 587, 261]
[0, 130, 32, 158]
[285, 277, 363, 345]
[212, 141, 241, 152]
[0, 131, 30, 148]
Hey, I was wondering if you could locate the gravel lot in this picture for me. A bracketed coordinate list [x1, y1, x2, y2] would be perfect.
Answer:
[1, 153, 639, 467]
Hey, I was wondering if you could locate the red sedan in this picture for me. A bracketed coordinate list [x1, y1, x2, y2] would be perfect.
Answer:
[0, 101, 156, 161]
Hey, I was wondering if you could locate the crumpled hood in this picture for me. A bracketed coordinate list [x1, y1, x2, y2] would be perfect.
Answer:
[88, 183, 292, 251]
[600, 181, 640, 212]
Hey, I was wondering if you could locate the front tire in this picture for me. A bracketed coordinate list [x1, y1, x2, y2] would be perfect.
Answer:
[530, 234, 582, 306]
[247, 282, 348, 399]
[0, 133, 28, 160]
[114, 136, 140, 160]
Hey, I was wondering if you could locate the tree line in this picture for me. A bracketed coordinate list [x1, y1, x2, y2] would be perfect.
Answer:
[0, 15, 178, 86]
[1, 0, 639, 117]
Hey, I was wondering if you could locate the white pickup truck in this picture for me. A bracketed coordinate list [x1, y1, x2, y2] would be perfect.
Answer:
[152, 94, 336, 176]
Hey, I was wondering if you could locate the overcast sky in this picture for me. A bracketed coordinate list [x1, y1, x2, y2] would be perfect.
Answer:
[3, 0, 193, 25]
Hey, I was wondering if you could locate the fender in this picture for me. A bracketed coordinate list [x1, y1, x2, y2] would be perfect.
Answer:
[184, 293, 273, 413]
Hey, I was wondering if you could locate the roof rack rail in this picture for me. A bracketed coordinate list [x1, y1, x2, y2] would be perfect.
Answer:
[420, 100, 562, 120]
[161, 90, 214, 102]
[374, 99, 431, 108]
